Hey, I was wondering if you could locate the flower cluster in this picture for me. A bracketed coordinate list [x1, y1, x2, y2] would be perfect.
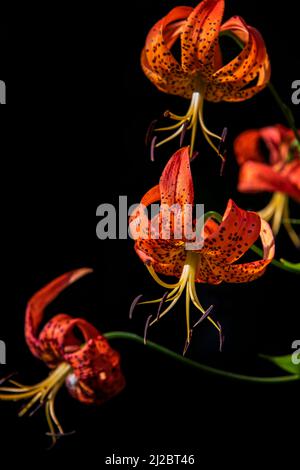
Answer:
[1, 0, 299, 446]
[131, 0, 298, 352]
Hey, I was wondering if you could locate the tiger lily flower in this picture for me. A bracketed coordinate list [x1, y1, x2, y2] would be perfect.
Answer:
[130, 147, 275, 353]
[0, 269, 125, 445]
[234, 125, 300, 247]
[141, 0, 270, 159]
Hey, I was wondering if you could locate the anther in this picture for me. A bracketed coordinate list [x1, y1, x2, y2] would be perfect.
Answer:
[192, 305, 214, 329]
[190, 151, 199, 162]
[217, 321, 224, 352]
[143, 315, 153, 345]
[183, 330, 193, 356]
[28, 400, 44, 417]
[156, 292, 169, 322]
[46, 430, 76, 438]
[0, 372, 17, 386]
[129, 294, 143, 320]
[145, 119, 158, 146]
[150, 136, 157, 162]
[220, 150, 227, 176]
[218, 127, 228, 172]
[180, 120, 190, 147]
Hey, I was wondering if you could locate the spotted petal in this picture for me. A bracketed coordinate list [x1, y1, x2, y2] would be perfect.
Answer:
[181, 0, 225, 77]
[201, 199, 261, 264]
[238, 160, 300, 202]
[217, 219, 275, 282]
[160, 146, 194, 206]
[205, 16, 270, 102]
[25, 268, 93, 361]
[135, 238, 186, 277]
[141, 6, 194, 98]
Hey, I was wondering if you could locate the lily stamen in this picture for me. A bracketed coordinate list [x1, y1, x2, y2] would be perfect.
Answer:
[144, 315, 153, 345]
[138, 253, 220, 353]
[234, 125, 300, 248]
[142, 0, 270, 162]
[152, 91, 224, 160]
[0, 270, 125, 445]
[132, 148, 275, 354]
[0, 362, 72, 445]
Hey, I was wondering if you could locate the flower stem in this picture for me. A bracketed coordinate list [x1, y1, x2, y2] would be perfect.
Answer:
[250, 244, 300, 274]
[104, 332, 299, 383]
[268, 83, 300, 142]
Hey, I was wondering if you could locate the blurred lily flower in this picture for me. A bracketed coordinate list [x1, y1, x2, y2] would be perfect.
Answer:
[234, 124, 300, 247]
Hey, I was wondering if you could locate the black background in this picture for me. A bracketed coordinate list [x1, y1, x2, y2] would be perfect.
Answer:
[1, 1, 299, 466]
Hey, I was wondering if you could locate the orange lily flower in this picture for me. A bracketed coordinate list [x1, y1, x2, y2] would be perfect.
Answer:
[130, 147, 275, 353]
[0, 269, 125, 445]
[141, 0, 270, 159]
[234, 125, 300, 247]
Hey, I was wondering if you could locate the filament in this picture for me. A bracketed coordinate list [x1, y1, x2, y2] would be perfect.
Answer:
[151, 91, 225, 160]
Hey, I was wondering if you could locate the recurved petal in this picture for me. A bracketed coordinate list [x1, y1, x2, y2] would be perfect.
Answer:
[238, 160, 300, 202]
[259, 126, 283, 164]
[181, 0, 225, 76]
[203, 217, 219, 237]
[217, 17, 268, 82]
[65, 334, 125, 405]
[25, 268, 93, 360]
[234, 129, 264, 165]
[141, 6, 192, 95]
[234, 125, 292, 167]
[216, 218, 275, 282]
[135, 238, 186, 277]
[202, 199, 261, 264]
[206, 16, 270, 102]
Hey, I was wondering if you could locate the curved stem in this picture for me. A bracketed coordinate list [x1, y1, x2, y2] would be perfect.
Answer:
[104, 332, 299, 383]
[250, 244, 300, 274]
[268, 83, 300, 142]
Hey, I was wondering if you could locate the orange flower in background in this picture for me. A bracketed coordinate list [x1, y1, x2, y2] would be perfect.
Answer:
[234, 125, 300, 247]
[0, 269, 125, 445]
[130, 147, 275, 353]
[141, 0, 270, 158]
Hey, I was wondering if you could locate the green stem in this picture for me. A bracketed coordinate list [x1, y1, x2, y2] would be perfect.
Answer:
[268, 83, 300, 142]
[104, 332, 299, 383]
[220, 31, 299, 142]
[251, 244, 300, 274]
[204, 211, 222, 223]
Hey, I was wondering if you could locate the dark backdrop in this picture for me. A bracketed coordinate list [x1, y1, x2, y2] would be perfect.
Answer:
[1, 1, 299, 466]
